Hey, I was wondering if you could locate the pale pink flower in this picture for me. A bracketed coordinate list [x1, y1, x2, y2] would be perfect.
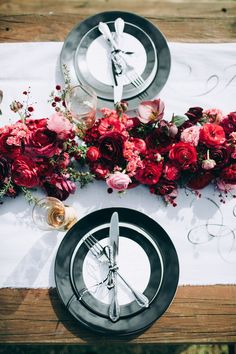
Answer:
[202, 159, 216, 170]
[138, 99, 165, 124]
[180, 125, 201, 146]
[47, 112, 74, 139]
[203, 108, 223, 124]
[106, 172, 131, 191]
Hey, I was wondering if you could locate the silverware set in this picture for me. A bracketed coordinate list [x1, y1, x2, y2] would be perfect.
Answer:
[98, 18, 146, 105]
[82, 212, 149, 322]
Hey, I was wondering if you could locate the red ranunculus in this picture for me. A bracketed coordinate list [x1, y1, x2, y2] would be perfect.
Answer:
[25, 126, 60, 158]
[12, 156, 39, 188]
[220, 164, 236, 183]
[86, 146, 101, 162]
[200, 123, 226, 147]
[99, 132, 125, 164]
[187, 171, 214, 189]
[163, 162, 181, 181]
[135, 161, 163, 185]
[169, 142, 197, 170]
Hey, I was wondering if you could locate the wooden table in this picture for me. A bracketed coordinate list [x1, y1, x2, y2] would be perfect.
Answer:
[0, 0, 236, 345]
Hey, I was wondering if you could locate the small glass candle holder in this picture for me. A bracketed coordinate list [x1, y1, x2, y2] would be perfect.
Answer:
[32, 197, 77, 231]
[65, 84, 97, 131]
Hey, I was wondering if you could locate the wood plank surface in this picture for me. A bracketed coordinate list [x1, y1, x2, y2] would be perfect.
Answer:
[0, 286, 236, 344]
[0, 0, 236, 42]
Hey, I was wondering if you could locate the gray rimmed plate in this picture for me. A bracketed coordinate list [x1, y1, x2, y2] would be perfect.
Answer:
[60, 11, 171, 109]
[54, 207, 179, 336]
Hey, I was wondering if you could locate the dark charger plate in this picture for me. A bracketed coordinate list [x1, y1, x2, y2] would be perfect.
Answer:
[54, 208, 179, 336]
[60, 11, 171, 109]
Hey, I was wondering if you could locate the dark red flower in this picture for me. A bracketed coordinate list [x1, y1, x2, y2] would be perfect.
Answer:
[150, 179, 177, 196]
[185, 107, 203, 123]
[99, 132, 125, 164]
[187, 171, 214, 189]
[210, 146, 229, 168]
[12, 156, 39, 188]
[169, 142, 197, 170]
[43, 174, 76, 201]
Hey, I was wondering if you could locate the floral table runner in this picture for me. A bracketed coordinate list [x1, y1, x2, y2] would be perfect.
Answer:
[0, 42, 235, 288]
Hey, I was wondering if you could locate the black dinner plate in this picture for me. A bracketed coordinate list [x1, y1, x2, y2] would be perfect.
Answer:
[54, 208, 179, 336]
[60, 11, 171, 109]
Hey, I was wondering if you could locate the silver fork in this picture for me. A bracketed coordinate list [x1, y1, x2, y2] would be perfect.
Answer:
[84, 234, 149, 308]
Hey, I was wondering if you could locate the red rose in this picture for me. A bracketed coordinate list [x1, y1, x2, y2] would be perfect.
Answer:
[200, 123, 226, 147]
[187, 171, 214, 189]
[25, 126, 60, 158]
[12, 156, 39, 188]
[99, 132, 125, 164]
[163, 162, 181, 181]
[135, 161, 163, 185]
[169, 142, 197, 170]
[220, 164, 236, 183]
[86, 146, 101, 162]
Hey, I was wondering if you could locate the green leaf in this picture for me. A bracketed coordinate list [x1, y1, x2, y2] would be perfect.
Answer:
[171, 115, 188, 127]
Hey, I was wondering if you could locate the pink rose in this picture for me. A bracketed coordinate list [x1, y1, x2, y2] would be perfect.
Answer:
[138, 99, 165, 124]
[106, 172, 131, 191]
[180, 126, 200, 146]
[47, 113, 74, 139]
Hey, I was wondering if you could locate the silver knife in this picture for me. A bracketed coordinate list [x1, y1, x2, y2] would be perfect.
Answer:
[108, 211, 120, 322]
[111, 59, 124, 105]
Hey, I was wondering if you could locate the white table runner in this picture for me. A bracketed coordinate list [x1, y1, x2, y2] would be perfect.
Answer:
[0, 42, 236, 288]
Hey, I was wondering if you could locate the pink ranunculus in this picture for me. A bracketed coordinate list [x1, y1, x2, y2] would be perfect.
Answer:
[203, 108, 223, 124]
[138, 99, 165, 124]
[180, 125, 201, 146]
[106, 172, 131, 191]
[47, 113, 74, 139]
[201, 158, 216, 170]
